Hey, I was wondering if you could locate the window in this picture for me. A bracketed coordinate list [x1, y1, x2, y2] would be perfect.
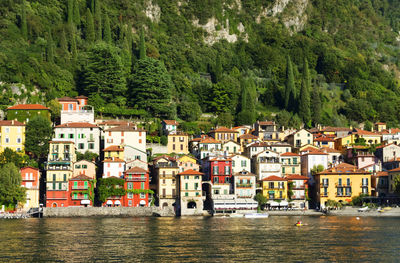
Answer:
[213, 166, 218, 175]
[292, 167, 295, 173]
[293, 158, 297, 164]
[128, 192, 133, 199]
[89, 143, 94, 150]
[78, 143, 84, 149]
[75, 165, 81, 169]
[180, 144, 183, 151]
[185, 183, 188, 190]
[128, 200, 133, 206]
[68, 104, 73, 110]
[84, 181, 88, 189]
[173, 144, 175, 151]
[347, 178, 350, 186]
[269, 182, 274, 189]
[140, 193, 145, 199]
[5, 137, 9, 143]
[74, 181, 78, 189]
[141, 182, 145, 189]
[185, 192, 189, 197]
[59, 183, 62, 190]
[194, 183, 199, 190]
[232, 160, 235, 167]
[53, 174, 56, 181]
[84, 194, 88, 199]
[279, 191, 282, 198]
[225, 177, 230, 183]
[63, 174, 67, 181]
[17, 137, 21, 143]
[82, 165, 87, 169]
[69, 134, 74, 139]
[282, 167, 285, 174]
[5, 127, 10, 133]
[173, 137, 176, 142]
[241, 160, 246, 167]
[224, 166, 230, 175]
[73, 193, 77, 199]
[213, 177, 219, 184]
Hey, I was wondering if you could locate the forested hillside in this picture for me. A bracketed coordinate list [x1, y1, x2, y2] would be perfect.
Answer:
[1, 0, 400, 129]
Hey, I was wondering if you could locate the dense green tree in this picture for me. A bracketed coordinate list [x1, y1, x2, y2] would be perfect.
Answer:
[25, 115, 53, 161]
[237, 78, 257, 125]
[85, 8, 95, 43]
[95, 0, 102, 41]
[103, 14, 111, 44]
[47, 99, 62, 122]
[0, 163, 26, 208]
[139, 27, 146, 60]
[46, 31, 55, 63]
[76, 151, 99, 162]
[83, 43, 127, 104]
[254, 193, 267, 211]
[20, 0, 27, 40]
[71, 33, 77, 60]
[299, 58, 311, 126]
[178, 101, 202, 122]
[212, 54, 223, 83]
[0, 149, 36, 169]
[311, 85, 321, 125]
[129, 58, 174, 118]
[73, 0, 81, 26]
[284, 55, 295, 110]
[59, 29, 68, 55]
[67, 0, 73, 25]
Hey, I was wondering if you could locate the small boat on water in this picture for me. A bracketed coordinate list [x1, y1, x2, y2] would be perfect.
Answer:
[244, 213, 269, 218]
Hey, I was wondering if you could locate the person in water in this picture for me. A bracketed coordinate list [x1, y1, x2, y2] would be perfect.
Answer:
[297, 221, 302, 225]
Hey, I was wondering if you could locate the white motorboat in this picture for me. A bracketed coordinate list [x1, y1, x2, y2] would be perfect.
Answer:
[229, 213, 244, 218]
[244, 213, 269, 218]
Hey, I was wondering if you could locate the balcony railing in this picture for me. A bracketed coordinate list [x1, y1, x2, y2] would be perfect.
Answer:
[336, 192, 352, 197]
[291, 195, 305, 200]
[160, 195, 176, 199]
[126, 177, 146, 181]
[320, 183, 329, 187]
[72, 186, 88, 190]
[292, 185, 305, 190]
[155, 163, 178, 168]
[335, 182, 352, 187]
[236, 183, 252, 188]
[264, 186, 285, 190]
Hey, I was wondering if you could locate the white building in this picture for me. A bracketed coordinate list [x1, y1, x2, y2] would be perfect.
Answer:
[301, 152, 328, 182]
[104, 124, 147, 162]
[231, 154, 251, 174]
[222, 140, 241, 155]
[54, 122, 100, 155]
[253, 150, 281, 181]
[103, 157, 125, 178]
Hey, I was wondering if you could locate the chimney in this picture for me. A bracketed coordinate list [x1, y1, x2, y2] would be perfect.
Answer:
[11, 120, 14, 125]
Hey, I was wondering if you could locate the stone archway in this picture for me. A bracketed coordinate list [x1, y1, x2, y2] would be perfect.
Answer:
[162, 202, 168, 208]
[52, 203, 57, 207]
[187, 201, 197, 209]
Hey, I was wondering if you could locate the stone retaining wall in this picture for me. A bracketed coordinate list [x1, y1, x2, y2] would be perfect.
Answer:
[43, 206, 175, 218]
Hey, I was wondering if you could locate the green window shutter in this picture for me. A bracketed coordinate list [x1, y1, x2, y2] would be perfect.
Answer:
[141, 182, 145, 189]
[74, 181, 78, 188]
[59, 183, 62, 190]
[185, 183, 188, 190]
[84, 181, 88, 188]
[74, 193, 77, 199]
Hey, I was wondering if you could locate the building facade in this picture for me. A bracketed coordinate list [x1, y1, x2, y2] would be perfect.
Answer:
[0, 120, 25, 153]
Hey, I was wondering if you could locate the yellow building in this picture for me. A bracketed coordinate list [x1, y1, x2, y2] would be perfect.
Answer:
[352, 129, 381, 145]
[0, 120, 25, 153]
[209, 127, 238, 144]
[238, 134, 258, 152]
[154, 156, 180, 208]
[287, 128, 313, 148]
[261, 175, 288, 200]
[334, 135, 354, 153]
[103, 145, 124, 160]
[315, 163, 372, 208]
[167, 132, 189, 154]
[375, 122, 387, 132]
[177, 155, 199, 172]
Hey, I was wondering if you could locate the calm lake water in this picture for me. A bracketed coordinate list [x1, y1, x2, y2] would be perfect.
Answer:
[1, 216, 400, 262]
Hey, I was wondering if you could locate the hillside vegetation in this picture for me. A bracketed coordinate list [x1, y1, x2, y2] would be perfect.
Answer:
[0, 0, 400, 128]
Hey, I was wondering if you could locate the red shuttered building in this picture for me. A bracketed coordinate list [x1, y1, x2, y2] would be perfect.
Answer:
[123, 167, 150, 207]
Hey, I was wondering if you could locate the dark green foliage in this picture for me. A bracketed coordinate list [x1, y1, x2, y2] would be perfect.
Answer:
[20, 0, 27, 40]
[299, 58, 311, 126]
[98, 177, 125, 203]
[103, 14, 111, 44]
[94, 0, 102, 41]
[85, 8, 95, 43]
[284, 55, 295, 110]
[0, 148, 37, 169]
[46, 31, 55, 63]
[129, 58, 174, 118]
[59, 29, 68, 55]
[83, 43, 127, 105]
[25, 115, 53, 161]
[67, 0, 73, 25]
[312, 85, 321, 125]
[160, 135, 167, 146]
[237, 78, 257, 125]
[70, 32, 77, 61]
[139, 27, 146, 60]
[178, 101, 202, 122]
[73, 0, 81, 26]
[0, 163, 26, 207]
[76, 151, 98, 162]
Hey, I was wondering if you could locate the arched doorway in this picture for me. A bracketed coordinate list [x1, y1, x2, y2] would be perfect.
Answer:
[187, 201, 197, 209]
[162, 202, 168, 208]
[52, 203, 57, 207]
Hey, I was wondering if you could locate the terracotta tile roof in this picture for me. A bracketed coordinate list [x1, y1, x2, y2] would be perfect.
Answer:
[105, 125, 144, 132]
[0, 120, 25, 126]
[20, 166, 39, 171]
[285, 174, 309, 180]
[199, 137, 221, 144]
[382, 128, 400, 134]
[300, 146, 321, 153]
[262, 175, 287, 181]
[7, 104, 49, 110]
[280, 152, 299, 157]
[386, 157, 400, 162]
[211, 126, 238, 133]
[103, 145, 124, 152]
[319, 163, 368, 174]
[55, 122, 98, 128]
[232, 126, 248, 130]
[314, 137, 336, 142]
[375, 122, 386, 125]
[388, 167, 400, 172]
[163, 120, 179, 125]
[239, 134, 258, 139]
[57, 96, 78, 102]
[321, 147, 341, 153]
[209, 157, 232, 161]
[258, 121, 275, 125]
[247, 142, 269, 147]
[353, 128, 380, 136]
[70, 174, 93, 180]
[178, 169, 204, 175]
[321, 126, 352, 132]
[75, 95, 88, 99]
[375, 171, 388, 177]
[376, 143, 400, 149]
[103, 158, 125, 163]
[303, 151, 328, 156]
[125, 167, 148, 174]
[153, 155, 176, 162]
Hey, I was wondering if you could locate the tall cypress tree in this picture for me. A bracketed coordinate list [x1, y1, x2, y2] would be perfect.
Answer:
[71, 33, 77, 61]
[60, 29, 68, 54]
[91, 0, 95, 12]
[312, 85, 322, 125]
[237, 78, 256, 125]
[95, 0, 102, 41]
[103, 14, 111, 44]
[299, 57, 311, 125]
[284, 55, 295, 110]
[139, 27, 146, 59]
[21, 0, 27, 40]
[47, 31, 54, 63]
[67, 0, 73, 25]
[73, 0, 81, 26]
[85, 8, 95, 43]
[213, 54, 222, 83]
